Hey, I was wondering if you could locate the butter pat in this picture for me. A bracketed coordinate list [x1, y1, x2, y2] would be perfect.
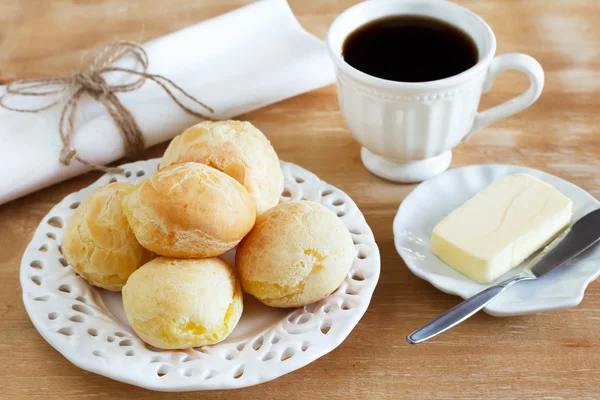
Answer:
[431, 173, 572, 284]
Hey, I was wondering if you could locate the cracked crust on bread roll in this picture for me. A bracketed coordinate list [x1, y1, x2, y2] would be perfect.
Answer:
[122, 257, 243, 349]
[160, 120, 283, 215]
[122, 162, 256, 258]
[61, 183, 153, 291]
[236, 200, 354, 308]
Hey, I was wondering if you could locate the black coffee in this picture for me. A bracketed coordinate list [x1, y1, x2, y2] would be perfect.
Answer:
[342, 15, 478, 82]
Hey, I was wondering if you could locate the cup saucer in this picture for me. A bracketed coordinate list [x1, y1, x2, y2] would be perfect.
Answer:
[393, 164, 600, 316]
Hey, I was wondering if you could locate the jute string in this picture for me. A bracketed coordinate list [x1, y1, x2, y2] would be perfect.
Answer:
[0, 40, 214, 173]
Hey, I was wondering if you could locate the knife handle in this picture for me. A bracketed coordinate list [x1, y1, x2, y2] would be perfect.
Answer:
[406, 275, 531, 344]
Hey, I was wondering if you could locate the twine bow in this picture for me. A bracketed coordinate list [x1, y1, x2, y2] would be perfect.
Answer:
[0, 40, 214, 173]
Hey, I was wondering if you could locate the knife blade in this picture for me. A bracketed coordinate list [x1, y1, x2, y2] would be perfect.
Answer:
[529, 208, 600, 278]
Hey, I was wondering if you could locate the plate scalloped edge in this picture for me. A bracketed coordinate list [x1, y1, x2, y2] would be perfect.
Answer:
[393, 164, 600, 317]
[20, 158, 380, 391]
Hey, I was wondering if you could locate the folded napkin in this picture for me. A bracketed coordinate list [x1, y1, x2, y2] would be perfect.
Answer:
[0, 0, 335, 205]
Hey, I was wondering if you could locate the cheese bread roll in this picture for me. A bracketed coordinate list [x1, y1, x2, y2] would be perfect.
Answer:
[161, 120, 283, 215]
[122, 162, 256, 258]
[62, 183, 152, 291]
[236, 200, 354, 308]
[122, 257, 243, 349]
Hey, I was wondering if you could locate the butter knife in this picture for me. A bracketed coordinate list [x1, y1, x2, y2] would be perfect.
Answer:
[407, 208, 600, 345]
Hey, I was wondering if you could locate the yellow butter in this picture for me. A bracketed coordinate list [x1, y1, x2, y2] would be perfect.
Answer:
[431, 173, 572, 284]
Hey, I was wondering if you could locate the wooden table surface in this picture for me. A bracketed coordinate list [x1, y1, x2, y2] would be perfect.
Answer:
[1, 0, 599, 399]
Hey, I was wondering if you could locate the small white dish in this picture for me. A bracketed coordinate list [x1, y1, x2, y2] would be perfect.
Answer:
[21, 158, 380, 391]
[394, 164, 600, 317]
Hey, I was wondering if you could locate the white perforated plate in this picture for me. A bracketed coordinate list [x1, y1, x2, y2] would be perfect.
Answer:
[21, 159, 380, 391]
[394, 164, 600, 317]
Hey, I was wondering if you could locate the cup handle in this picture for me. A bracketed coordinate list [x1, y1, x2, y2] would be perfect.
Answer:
[463, 53, 544, 140]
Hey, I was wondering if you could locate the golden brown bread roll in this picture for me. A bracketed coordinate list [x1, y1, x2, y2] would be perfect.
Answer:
[61, 183, 153, 291]
[122, 162, 256, 258]
[122, 257, 243, 349]
[160, 120, 283, 215]
[236, 200, 354, 308]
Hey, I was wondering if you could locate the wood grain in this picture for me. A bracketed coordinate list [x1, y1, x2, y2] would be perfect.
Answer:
[1, 0, 600, 399]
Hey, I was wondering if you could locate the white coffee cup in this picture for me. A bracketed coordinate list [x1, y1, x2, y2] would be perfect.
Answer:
[326, 0, 544, 182]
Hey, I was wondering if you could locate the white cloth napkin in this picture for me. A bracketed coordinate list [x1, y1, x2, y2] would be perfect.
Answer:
[0, 0, 335, 205]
